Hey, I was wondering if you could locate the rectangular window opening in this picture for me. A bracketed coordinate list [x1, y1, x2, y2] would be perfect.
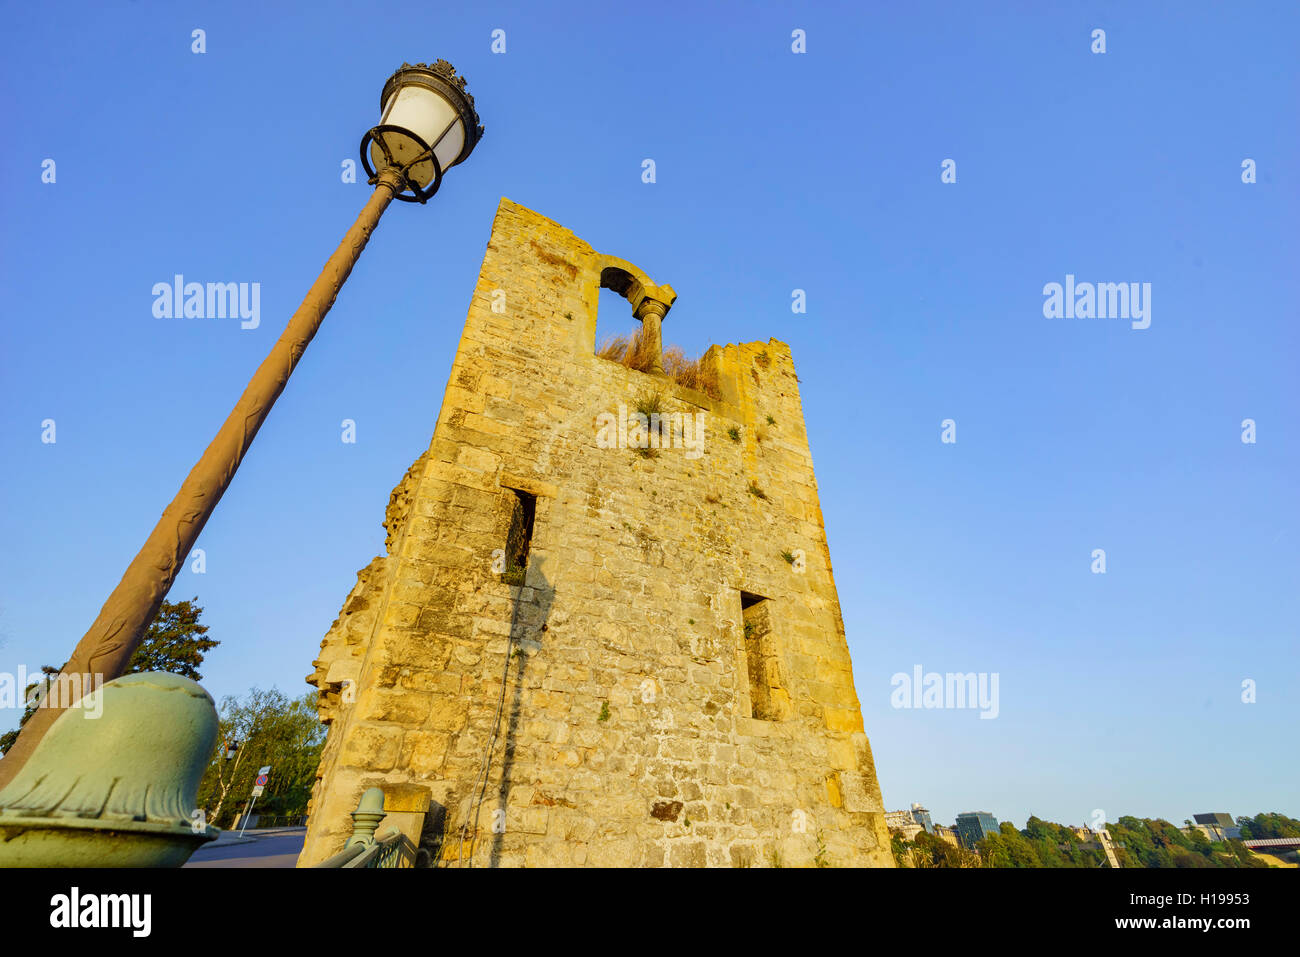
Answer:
[740, 590, 786, 720]
[502, 488, 536, 586]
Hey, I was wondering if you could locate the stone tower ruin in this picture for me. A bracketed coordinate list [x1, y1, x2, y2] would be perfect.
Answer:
[298, 198, 892, 867]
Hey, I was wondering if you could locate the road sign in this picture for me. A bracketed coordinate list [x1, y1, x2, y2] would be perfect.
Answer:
[239, 767, 274, 837]
[249, 766, 270, 799]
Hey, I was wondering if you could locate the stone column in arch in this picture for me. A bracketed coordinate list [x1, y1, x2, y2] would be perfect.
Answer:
[633, 297, 670, 375]
[597, 259, 676, 378]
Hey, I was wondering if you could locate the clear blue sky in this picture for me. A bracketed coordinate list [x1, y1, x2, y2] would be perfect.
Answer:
[1, 1, 1295, 830]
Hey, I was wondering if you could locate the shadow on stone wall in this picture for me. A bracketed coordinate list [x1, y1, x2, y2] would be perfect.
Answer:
[417, 801, 447, 866]
[489, 559, 554, 867]
[450, 556, 554, 868]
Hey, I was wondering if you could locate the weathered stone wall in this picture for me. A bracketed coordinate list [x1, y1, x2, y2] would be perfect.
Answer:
[298, 198, 892, 867]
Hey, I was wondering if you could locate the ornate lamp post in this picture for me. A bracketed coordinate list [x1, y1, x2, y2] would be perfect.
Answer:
[0, 61, 483, 789]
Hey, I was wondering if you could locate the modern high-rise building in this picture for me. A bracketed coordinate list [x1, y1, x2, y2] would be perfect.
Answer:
[1190, 813, 1241, 842]
[954, 811, 1000, 848]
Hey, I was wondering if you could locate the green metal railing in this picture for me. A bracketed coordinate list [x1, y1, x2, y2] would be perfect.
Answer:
[315, 827, 413, 868]
[313, 787, 417, 868]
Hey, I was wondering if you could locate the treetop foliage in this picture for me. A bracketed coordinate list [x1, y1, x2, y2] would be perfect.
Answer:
[892, 812, 1296, 868]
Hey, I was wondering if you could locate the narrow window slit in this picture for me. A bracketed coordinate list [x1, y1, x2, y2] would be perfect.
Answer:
[502, 488, 536, 585]
[740, 590, 786, 720]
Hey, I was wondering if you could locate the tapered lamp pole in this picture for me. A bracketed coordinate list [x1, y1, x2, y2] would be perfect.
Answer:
[0, 61, 482, 788]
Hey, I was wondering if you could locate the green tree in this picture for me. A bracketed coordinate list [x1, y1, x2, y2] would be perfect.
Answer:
[0, 598, 218, 755]
[890, 832, 916, 867]
[997, 821, 1043, 867]
[196, 688, 325, 828]
[1225, 839, 1269, 868]
[1238, 812, 1300, 840]
[910, 814, 1284, 869]
[1055, 827, 1102, 867]
[916, 831, 981, 868]
[1110, 816, 1155, 867]
[1148, 818, 1194, 853]
[0, 666, 58, 755]
[127, 597, 218, 680]
[1023, 815, 1071, 867]
[977, 831, 1012, 868]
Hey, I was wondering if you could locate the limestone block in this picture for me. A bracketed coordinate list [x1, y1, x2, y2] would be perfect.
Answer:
[339, 724, 401, 771]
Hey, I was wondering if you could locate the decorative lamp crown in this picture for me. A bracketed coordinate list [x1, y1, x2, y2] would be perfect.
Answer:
[360, 60, 484, 203]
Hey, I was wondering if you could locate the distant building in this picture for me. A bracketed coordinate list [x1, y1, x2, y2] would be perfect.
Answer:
[884, 809, 911, 828]
[887, 821, 923, 841]
[884, 808, 924, 842]
[932, 824, 960, 847]
[955, 811, 1000, 848]
[1189, 813, 1241, 842]
[885, 803, 937, 841]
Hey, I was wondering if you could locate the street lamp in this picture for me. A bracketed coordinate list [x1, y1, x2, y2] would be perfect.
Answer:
[0, 60, 483, 789]
[362, 61, 483, 202]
